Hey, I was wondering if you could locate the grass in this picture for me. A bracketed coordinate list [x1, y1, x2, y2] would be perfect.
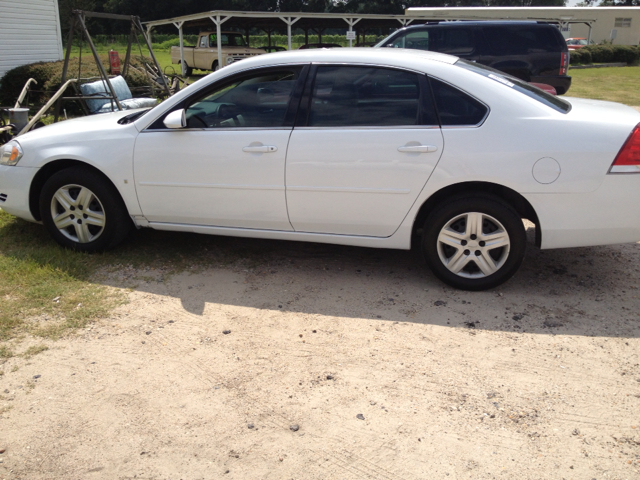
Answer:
[568, 66, 640, 106]
[65, 46, 187, 78]
[0, 206, 268, 349]
[0, 211, 122, 345]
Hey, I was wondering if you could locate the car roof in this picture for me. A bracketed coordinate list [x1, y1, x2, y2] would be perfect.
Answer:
[241, 47, 459, 68]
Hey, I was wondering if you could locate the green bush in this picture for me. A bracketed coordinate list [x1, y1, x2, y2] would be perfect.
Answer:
[588, 45, 616, 63]
[579, 45, 640, 65]
[0, 54, 156, 109]
[612, 45, 640, 65]
[569, 49, 592, 65]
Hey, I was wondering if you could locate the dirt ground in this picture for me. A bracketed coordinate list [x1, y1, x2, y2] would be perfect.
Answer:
[0, 224, 639, 480]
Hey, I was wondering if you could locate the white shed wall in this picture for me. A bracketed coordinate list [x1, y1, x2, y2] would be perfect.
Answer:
[0, 0, 63, 81]
[407, 7, 640, 46]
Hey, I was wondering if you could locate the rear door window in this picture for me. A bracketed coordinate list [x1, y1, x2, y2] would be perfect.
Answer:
[305, 66, 438, 127]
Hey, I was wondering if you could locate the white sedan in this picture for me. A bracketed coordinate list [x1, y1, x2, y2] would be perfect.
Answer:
[1, 49, 639, 290]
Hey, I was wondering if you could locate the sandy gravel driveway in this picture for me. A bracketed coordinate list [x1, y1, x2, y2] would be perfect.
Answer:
[0, 227, 639, 479]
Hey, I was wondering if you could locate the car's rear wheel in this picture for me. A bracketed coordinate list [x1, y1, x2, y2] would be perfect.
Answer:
[39, 167, 131, 252]
[422, 196, 526, 291]
[182, 61, 193, 77]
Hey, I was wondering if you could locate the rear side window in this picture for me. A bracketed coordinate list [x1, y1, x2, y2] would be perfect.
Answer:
[429, 78, 488, 126]
[483, 26, 564, 55]
[306, 66, 437, 127]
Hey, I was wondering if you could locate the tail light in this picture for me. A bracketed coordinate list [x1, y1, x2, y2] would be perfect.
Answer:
[560, 52, 569, 75]
[609, 123, 640, 173]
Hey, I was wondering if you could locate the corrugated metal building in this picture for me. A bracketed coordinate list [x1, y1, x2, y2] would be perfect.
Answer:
[0, 0, 63, 80]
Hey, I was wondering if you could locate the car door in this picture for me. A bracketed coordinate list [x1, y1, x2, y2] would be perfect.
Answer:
[194, 34, 214, 70]
[285, 65, 444, 237]
[134, 66, 306, 231]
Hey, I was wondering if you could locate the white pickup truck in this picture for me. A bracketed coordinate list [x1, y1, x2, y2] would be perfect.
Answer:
[171, 32, 266, 75]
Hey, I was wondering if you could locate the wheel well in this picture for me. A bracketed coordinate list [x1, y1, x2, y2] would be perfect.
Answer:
[29, 160, 122, 221]
[412, 181, 541, 248]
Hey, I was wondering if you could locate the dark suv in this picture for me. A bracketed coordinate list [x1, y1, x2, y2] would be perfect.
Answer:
[375, 21, 571, 95]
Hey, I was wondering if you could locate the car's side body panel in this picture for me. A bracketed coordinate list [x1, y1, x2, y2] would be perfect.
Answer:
[134, 128, 293, 231]
[526, 175, 640, 249]
[5, 112, 142, 218]
[285, 127, 444, 236]
[0, 163, 38, 221]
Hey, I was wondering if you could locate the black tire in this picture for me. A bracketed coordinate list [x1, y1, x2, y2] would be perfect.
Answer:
[182, 61, 192, 77]
[212, 60, 219, 72]
[422, 196, 526, 291]
[39, 167, 131, 252]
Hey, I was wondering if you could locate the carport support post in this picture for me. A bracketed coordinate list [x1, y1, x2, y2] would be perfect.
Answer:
[209, 15, 231, 70]
[343, 18, 361, 47]
[279, 16, 300, 51]
[173, 21, 185, 76]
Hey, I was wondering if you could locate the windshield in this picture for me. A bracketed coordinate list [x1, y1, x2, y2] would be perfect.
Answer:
[456, 59, 571, 114]
[209, 33, 247, 47]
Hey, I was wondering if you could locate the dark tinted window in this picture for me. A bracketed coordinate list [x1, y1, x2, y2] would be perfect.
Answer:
[308, 66, 433, 127]
[456, 59, 571, 113]
[429, 78, 488, 126]
[185, 69, 298, 128]
[483, 26, 564, 55]
[430, 28, 475, 56]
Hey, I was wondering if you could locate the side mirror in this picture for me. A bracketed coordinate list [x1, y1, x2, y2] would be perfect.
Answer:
[163, 109, 186, 129]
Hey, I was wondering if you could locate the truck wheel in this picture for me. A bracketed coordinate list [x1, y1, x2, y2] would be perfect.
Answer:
[212, 61, 220, 71]
[182, 61, 192, 77]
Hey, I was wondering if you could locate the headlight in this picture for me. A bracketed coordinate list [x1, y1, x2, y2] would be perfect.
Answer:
[0, 140, 24, 166]
[227, 57, 234, 65]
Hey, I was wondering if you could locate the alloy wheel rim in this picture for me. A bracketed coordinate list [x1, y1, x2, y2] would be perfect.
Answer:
[436, 212, 510, 279]
[50, 184, 106, 243]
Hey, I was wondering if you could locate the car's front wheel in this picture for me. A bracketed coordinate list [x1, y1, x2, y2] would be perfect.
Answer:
[39, 167, 131, 252]
[422, 196, 526, 291]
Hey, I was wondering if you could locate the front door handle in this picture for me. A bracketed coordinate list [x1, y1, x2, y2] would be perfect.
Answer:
[397, 145, 438, 153]
[243, 145, 278, 153]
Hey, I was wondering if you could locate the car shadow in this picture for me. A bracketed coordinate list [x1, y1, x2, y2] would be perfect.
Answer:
[93, 226, 640, 339]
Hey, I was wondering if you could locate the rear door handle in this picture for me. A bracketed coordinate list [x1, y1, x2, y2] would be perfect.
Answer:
[397, 145, 438, 153]
[243, 145, 278, 153]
